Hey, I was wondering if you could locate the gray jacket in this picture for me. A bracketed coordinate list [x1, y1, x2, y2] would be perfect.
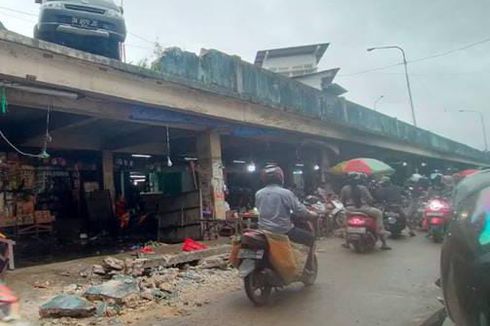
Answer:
[255, 184, 309, 234]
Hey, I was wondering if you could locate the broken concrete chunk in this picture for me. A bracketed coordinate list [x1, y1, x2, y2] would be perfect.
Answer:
[199, 255, 229, 269]
[92, 265, 106, 276]
[39, 295, 96, 318]
[95, 301, 121, 318]
[84, 276, 139, 303]
[103, 257, 124, 271]
[63, 284, 79, 294]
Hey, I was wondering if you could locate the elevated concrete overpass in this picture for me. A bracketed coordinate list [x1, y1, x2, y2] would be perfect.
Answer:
[0, 30, 488, 167]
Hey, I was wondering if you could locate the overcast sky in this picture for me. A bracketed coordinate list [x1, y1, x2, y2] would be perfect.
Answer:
[1, 0, 489, 150]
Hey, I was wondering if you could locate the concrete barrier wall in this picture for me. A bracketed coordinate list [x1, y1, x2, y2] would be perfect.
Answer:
[154, 48, 487, 163]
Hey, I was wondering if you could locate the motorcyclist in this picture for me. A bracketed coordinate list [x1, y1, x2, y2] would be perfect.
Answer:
[440, 169, 490, 325]
[375, 176, 416, 237]
[428, 172, 449, 198]
[340, 172, 391, 250]
[255, 164, 318, 247]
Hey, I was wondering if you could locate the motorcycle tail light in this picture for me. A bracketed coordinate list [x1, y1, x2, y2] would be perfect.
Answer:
[430, 217, 444, 225]
[348, 217, 366, 226]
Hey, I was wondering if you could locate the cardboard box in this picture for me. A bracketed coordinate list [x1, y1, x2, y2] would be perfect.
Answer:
[16, 200, 35, 216]
[34, 210, 53, 224]
[18, 214, 34, 225]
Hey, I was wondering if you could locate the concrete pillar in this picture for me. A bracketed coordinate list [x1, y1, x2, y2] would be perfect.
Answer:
[320, 148, 331, 183]
[197, 130, 225, 219]
[102, 151, 116, 201]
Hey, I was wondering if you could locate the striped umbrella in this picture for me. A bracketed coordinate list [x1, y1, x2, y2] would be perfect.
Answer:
[330, 158, 395, 176]
[454, 169, 480, 179]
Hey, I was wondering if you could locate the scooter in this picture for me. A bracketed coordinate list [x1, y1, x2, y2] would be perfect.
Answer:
[345, 211, 378, 253]
[236, 218, 318, 306]
[382, 204, 406, 238]
[424, 197, 452, 243]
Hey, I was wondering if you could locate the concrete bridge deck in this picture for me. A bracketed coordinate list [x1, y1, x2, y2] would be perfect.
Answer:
[0, 30, 487, 166]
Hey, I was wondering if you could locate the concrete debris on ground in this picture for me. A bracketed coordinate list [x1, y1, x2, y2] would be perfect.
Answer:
[91, 265, 106, 276]
[39, 295, 96, 318]
[38, 245, 236, 322]
[198, 255, 229, 270]
[103, 257, 124, 271]
[84, 276, 140, 303]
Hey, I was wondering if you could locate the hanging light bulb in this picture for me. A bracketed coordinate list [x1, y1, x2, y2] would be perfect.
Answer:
[314, 164, 320, 171]
[167, 156, 173, 167]
[247, 162, 256, 173]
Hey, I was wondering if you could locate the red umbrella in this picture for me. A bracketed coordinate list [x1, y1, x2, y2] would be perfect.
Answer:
[454, 169, 480, 179]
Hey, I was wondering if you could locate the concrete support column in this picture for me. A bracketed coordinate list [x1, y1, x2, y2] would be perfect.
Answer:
[320, 148, 331, 183]
[197, 130, 225, 219]
[102, 151, 116, 201]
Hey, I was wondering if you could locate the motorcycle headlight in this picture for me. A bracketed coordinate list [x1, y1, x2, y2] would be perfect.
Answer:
[106, 8, 122, 17]
[43, 2, 64, 9]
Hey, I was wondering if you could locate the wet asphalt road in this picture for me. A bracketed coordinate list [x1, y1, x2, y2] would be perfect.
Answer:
[159, 233, 442, 326]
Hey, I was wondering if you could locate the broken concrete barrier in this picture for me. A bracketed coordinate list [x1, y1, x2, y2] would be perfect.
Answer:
[84, 276, 139, 303]
[39, 295, 96, 318]
[103, 257, 124, 271]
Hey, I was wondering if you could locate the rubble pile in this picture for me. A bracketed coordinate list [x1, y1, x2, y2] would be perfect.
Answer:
[38, 251, 238, 323]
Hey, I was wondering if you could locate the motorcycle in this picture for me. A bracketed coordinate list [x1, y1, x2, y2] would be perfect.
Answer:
[303, 195, 329, 237]
[325, 195, 346, 230]
[382, 204, 406, 238]
[236, 218, 318, 306]
[424, 197, 452, 243]
[345, 211, 378, 253]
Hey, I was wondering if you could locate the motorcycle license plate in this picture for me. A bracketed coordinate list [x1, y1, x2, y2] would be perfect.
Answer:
[426, 212, 444, 217]
[238, 249, 264, 259]
[347, 227, 366, 234]
[72, 17, 99, 28]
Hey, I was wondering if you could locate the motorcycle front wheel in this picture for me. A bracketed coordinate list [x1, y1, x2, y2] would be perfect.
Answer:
[302, 254, 318, 286]
[244, 270, 272, 306]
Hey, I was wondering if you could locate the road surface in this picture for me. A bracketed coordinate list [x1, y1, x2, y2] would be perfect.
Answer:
[156, 233, 442, 326]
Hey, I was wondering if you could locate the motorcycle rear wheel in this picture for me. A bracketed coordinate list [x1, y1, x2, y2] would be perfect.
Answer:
[244, 270, 272, 306]
[432, 234, 444, 243]
[353, 242, 365, 253]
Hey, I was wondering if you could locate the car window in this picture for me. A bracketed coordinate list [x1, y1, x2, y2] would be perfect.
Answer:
[45, 0, 119, 10]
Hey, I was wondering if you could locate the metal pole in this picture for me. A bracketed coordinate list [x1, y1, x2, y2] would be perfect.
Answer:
[367, 46, 417, 127]
[373, 95, 384, 111]
[398, 47, 418, 127]
[456, 109, 488, 152]
[479, 112, 488, 152]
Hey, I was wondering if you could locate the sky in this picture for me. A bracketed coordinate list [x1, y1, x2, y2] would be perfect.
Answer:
[1, 0, 489, 150]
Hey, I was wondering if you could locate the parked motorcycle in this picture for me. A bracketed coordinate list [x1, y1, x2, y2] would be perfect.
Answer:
[303, 195, 329, 237]
[236, 218, 318, 306]
[382, 204, 406, 238]
[424, 197, 452, 243]
[345, 211, 378, 253]
[326, 195, 346, 229]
